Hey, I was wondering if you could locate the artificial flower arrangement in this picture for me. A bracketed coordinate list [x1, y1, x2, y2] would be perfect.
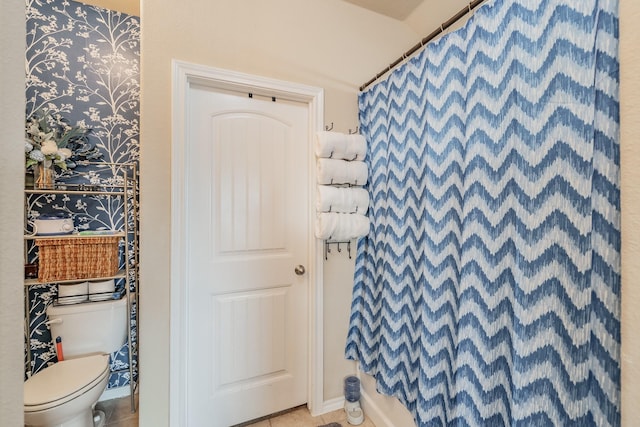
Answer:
[25, 109, 101, 173]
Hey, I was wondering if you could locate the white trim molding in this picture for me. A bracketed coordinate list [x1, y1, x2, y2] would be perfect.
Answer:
[322, 396, 346, 414]
[170, 60, 325, 426]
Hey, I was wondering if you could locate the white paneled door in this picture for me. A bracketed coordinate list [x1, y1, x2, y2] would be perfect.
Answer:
[185, 86, 310, 426]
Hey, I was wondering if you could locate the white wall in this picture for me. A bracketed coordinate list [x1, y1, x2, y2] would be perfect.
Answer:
[323, 246, 358, 401]
[139, 1, 418, 425]
[0, 1, 25, 426]
[620, 0, 640, 424]
[403, 0, 470, 35]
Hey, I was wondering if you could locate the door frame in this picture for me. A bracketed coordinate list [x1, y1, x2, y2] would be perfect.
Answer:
[170, 60, 325, 426]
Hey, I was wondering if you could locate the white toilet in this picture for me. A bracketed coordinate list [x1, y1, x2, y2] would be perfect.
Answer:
[24, 297, 127, 427]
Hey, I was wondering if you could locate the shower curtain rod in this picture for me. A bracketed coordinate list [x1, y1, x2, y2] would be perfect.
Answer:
[359, 0, 487, 92]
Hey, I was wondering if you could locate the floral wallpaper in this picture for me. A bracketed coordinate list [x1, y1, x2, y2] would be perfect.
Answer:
[25, 0, 139, 390]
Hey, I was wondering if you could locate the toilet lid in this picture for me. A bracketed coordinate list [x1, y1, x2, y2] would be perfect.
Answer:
[24, 354, 109, 407]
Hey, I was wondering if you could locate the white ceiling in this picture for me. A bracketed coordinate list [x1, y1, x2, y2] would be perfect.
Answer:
[341, 0, 425, 21]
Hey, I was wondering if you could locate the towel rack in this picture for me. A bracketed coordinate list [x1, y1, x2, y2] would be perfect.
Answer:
[323, 123, 359, 134]
[324, 240, 352, 260]
[316, 129, 368, 258]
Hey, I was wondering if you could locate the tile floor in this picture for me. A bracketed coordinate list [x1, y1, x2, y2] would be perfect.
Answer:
[94, 396, 376, 427]
[95, 394, 139, 427]
[242, 404, 376, 427]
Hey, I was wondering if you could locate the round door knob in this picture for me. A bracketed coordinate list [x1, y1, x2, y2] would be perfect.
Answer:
[294, 265, 306, 276]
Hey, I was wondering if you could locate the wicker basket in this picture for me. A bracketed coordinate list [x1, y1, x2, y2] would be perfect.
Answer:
[35, 236, 121, 282]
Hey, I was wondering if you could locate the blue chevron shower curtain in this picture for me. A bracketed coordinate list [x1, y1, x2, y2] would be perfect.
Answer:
[346, 0, 620, 426]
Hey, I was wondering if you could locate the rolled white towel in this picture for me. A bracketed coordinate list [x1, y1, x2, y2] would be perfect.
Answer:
[317, 158, 368, 185]
[88, 279, 115, 302]
[58, 282, 88, 305]
[316, 132, 367, 161]
[345, 134, 367, 161]
[316, 186, 369, 214]
[315, 131, 348, 159]
[315, 213, 370, 241]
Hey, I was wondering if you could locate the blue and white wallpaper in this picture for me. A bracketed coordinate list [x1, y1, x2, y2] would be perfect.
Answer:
[25, 0, 140, 390]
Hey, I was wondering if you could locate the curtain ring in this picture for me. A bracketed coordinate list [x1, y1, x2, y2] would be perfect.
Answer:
[468, 3, 472, 12]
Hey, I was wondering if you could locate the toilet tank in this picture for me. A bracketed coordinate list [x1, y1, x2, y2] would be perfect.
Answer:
[46, 297, 127, 359]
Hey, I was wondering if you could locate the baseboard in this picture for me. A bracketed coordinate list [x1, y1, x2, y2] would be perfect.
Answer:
[322, 396, 346, 413]
[99, 385, 132, 402]
[309, 396, 345, 417]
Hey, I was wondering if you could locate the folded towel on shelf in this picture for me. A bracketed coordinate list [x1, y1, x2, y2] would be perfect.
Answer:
[315, 131, 367, 161]
[315, 131, 347, 159]
[315, 212, 370, 241]
[317, 185, 369, 214]
[317, 158, 368, 185]
[346, 134, 367, 161]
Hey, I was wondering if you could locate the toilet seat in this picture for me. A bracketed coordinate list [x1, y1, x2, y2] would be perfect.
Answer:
[24, 354, 109, 412]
